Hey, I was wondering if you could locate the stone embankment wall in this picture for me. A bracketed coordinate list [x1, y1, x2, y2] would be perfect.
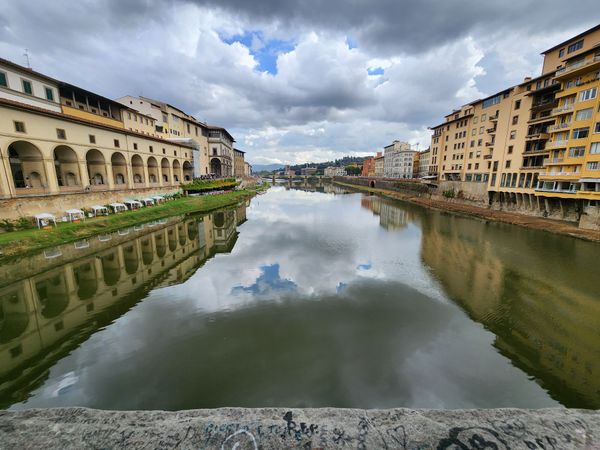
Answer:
[336, 177, 600, 231]
[0, 407, 599, 449]
[0, 186, 180, 220]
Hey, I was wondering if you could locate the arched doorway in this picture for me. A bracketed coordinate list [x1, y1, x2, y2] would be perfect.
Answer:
[111, 152, 129, 187]
[172, 160, 181, 183]
[161, 158, 171, 184]
[148, 156, 159, 184]
[54, 146, 81, 187]
[183, 161, 193, 182]
[210, 158, 222, 177]
[131, 155, 144, 185]
[86, 149, 107, 186]
[8, 141, 48, 189]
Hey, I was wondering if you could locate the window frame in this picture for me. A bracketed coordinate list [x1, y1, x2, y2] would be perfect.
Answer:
[21, 78, 33, 95]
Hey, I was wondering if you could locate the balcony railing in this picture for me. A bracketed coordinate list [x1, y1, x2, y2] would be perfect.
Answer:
[483, 155, 493, 160]
[489, 114, 499, 121]
[546, 140, 568, 149]
[547, 122, 571, 132]
[525, 132, 550, 140]
[485, 142, 495, 147]
[486, 127, 497, 133]
[544, 157, 565, 165]
[551, 104, 574, 115]
[555, 55, 600, 77]
[523, 148, 548, 155]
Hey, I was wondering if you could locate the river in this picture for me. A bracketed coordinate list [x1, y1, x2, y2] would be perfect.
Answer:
[1, 184, 598, 410]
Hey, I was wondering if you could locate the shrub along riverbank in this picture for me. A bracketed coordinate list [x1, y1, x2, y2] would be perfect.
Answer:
[180, 178, 238, 193]
[0, 186, 265, 260]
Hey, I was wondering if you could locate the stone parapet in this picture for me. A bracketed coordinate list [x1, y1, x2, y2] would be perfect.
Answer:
[0, 407, 598, 449]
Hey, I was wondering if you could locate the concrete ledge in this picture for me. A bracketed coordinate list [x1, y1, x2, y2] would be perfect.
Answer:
[0, 407, 599, 449]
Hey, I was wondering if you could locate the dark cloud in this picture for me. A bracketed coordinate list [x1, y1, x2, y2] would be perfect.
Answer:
[187, 0, 599, 55]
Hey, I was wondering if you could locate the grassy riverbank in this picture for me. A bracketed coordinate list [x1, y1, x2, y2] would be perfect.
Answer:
[334, 180, 600, 243]
[0, 186, 266, 259]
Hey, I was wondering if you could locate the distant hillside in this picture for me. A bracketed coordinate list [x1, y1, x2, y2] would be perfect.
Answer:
[252, 164, 285, 172]
[288, 156, 368, 172]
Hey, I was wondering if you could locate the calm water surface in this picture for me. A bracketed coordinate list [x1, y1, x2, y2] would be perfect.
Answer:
[1, 184, 598, 410]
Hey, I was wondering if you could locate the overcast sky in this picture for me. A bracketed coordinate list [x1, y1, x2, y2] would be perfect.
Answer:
[0, 1, 597, 165]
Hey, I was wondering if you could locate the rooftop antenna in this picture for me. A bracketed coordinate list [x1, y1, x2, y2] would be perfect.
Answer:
[23, 49, 31, 68]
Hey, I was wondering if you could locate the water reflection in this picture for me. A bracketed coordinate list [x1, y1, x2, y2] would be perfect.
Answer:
[0, 186, 598, 411]
[0, 203, 247, 408]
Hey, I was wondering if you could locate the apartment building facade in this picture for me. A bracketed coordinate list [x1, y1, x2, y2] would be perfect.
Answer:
[429, 24, 600, 226]
[418, 149, 431, 178]
[374, 153, 384, 177]
[383, 140, 416, 178]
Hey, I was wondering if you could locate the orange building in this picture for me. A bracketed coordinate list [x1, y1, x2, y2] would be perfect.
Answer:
[362, 156, 375, 176]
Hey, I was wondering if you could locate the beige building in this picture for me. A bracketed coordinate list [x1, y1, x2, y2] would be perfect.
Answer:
[374, 152, 384, 177]
[418, 149, 431, 178]
[208, 126, 235, 177]
[0, 58, 197, 217]
[233, 148, 246, 177]
[244, 161, 252, 177]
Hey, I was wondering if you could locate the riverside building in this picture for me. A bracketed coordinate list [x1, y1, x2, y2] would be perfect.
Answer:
[429, 24, 600, 227]
[383, 140, 417, 179]
[0, 57, 241, 218]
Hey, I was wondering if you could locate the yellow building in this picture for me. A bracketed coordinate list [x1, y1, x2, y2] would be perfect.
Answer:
[429, 24, 600, 227]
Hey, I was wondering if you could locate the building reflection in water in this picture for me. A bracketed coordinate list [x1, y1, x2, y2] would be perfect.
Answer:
[418, 210, 600, 409]
[0, 202, 246, 407]
[360, 194, 417, 231]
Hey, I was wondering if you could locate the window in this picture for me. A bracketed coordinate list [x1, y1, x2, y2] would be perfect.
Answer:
[587, 162, 599, 170]
[187, 123, 191, 133]
[505, 160, 511, 168]
[508, 145, 513, 154]
[483, 95, 501, 109]
[579, 87, 597, 102]
[512, 116, 519, 125]
[473, 117, 478, 124]
[174, 150, 177, 156]
[515, 100, 521, 110]
[56, 128, 66, 139]
[149, 146, 153, 153]
[162, 148, 166, 154]
[134, 115, 137, 122]
[590, 142, 600, 154]
[576, 108, 593, 121]
[479, 126, 484, 134]
[567, 40, 583, 54]
[471, 128, 476, 136]
[89, 135, 96, 144]
[509, 131, 516, 140]
[133, 143, 138, 150]
[114, 139, 120, 148]
[477, 139, 482, 146]
[572, 127, 589, 139]
[14, 121, 26, 133]
[44, 87, 54, 101]
[595, 122, 600, 134]
[481, 114, 487, 121]
[21, 79, 32, 95]
[0, 71, 6, 87]
[559, 48, 565, 58]
[569, 146, 585, 157]
[128, 112, 131, 119]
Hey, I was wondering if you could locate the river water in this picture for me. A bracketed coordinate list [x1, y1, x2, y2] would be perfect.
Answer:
[1, 184, 598, 410]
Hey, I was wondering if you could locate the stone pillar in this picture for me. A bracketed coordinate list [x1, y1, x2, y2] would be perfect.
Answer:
[77, 159, 90, 187]
[105, 163, 115, 190]
[43, 158, 60, 194]
[0, 150, 15, 198]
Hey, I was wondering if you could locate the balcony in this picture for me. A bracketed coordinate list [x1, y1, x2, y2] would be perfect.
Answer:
[523, 148, 548, 155]
[525, 132, 549, 141]
[486, 127, 497, 134]
[551, 104, 574, 116]
[547, 122, 571, 132]
[520, 165, 545, 170]
[543, 157, 565, 165]
[489, 113, 498, 121]
[483, 155, 493, 160]
[546, 140, 568, 149]
[485, 142, 495, 147]
[555, 54, 600, 80]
